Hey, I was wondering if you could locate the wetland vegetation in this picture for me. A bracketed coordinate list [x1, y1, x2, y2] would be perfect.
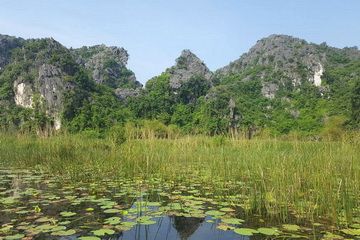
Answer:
[0, 131, 359, 239]
[1, 33, 360, 239]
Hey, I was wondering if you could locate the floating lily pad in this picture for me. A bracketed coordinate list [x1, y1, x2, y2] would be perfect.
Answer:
[282, 224, 301, 231]
[234, 228, 259, 236]
[137, 216, 152, 222]
[322, 232, 344, 239]
[92, 229, 115, 236]
[217, 224, 235, 231]
[139, 220, 157, 225]
[51, 229, 76, 236]
[121, 221, 137, 227]
[219, 207, 235, 212]
[257, 227, 280, 236]
[58, 221, 71, 225]
[35, 217, 54, 223]
[104, 217, 121, 225]
[103, 209, 121, 213]
[222, 218, 245, 225]
[205, 210, 225, 216]
[78, 237, 101, 240]
[116, 225, 132, 231]
[341, 228, 360, 235]
[350, 224, 360, 229]
[50, 226, 67, 232]
[15, 210, 29, 214]
[60, 211, 76, 217]
[5, 234, 25, 240]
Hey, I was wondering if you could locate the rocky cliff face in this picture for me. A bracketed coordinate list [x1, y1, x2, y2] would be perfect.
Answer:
[13, 64, 67, 129]
[218, 35, 324, 81]
[216, 35, 360, 99]
[1, 35, 143, 130]
[165, 50, 213, 89]
[71, 45, 142, 89]
[216, 35, 328, 98]
[0, 38, 76, 129]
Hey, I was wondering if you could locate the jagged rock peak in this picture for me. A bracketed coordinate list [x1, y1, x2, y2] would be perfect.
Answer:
[72, 44, 129, 68]
[218, 34, 324, 75]
[71, 44, 142, 89]
[166, 49, 213, 89]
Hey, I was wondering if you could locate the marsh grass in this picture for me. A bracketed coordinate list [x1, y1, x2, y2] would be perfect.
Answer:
[0, 132, 359, 225]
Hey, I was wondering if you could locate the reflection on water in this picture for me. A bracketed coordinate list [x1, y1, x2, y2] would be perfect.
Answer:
[173, 216, 204, 239]
[0, 169, 253, 240]
[0, 168, 345, 240]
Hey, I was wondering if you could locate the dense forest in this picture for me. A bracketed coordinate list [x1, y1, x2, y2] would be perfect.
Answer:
[0, 34, 359, 140]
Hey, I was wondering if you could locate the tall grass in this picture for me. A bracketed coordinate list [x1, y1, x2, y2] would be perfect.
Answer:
[0, 132, 359, 225]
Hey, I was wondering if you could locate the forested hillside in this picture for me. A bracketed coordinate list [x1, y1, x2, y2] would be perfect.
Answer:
[0, 34, 359, 139]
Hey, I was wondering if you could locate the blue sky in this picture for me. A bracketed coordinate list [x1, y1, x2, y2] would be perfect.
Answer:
[1, 0, 359, 84]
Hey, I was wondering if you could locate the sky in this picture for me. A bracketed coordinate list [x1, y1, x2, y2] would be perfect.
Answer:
[1, 0, 359, 85]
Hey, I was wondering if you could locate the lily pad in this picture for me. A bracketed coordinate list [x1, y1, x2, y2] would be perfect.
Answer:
[234, 228, 259, 236]
[51, 229, 76, 236]
[60, 211, 76, 217]
[5, 234, 25, 240]
[350, 224, 360, 229]
[219, 207, 235, 212]
[92, 229, 115, 236]
[217, 224, 235, 231]
[116, 225, 132, 231]
[121, 221, 137, 227]
[104, 217, 121, 225]
[205, 210, 225, 216]
[257, 227, 280, 236]
[50, 226, 67, 232]
[322, 232, 344, 239]
[139, 220, 157, 225]
[15, 210, 29, 214]
[341, 228, 360, 235]
[282, 224, 301, 231]
[78, 237, 101, 240]
[103, 209, 121, 214]
[222, 218, 245, 225]
[137, 216, 153, 222]
[58, 221, 71, 225]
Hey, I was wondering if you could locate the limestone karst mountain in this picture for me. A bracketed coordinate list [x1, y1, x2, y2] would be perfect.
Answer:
[165, 49, 213, 89]
[0, 33, 359, 135]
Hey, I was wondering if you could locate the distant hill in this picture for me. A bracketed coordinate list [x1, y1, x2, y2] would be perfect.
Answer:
[0, 33, 359, 137]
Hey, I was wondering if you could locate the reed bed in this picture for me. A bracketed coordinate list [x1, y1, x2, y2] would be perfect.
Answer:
[0, 133, 359, 225]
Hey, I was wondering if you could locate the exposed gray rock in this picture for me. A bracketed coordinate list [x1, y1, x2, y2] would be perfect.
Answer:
[289, 110, 300, 118]
[166, 50, 213, 89]
[216, 35, 329, 97]
[37, 64, 68, 129]
[13, 81, 33, 108]
[71, 45, 142, 89]
[12, 64, 69, 130]
[261, 82, 279, 99]
[115, 88, 141, 102]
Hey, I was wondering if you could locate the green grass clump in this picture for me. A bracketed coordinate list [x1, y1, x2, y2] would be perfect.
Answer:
[0, 133, 359, 225]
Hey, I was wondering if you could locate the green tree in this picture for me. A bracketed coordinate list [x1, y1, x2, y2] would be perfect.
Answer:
[177, 75, 210, 105]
